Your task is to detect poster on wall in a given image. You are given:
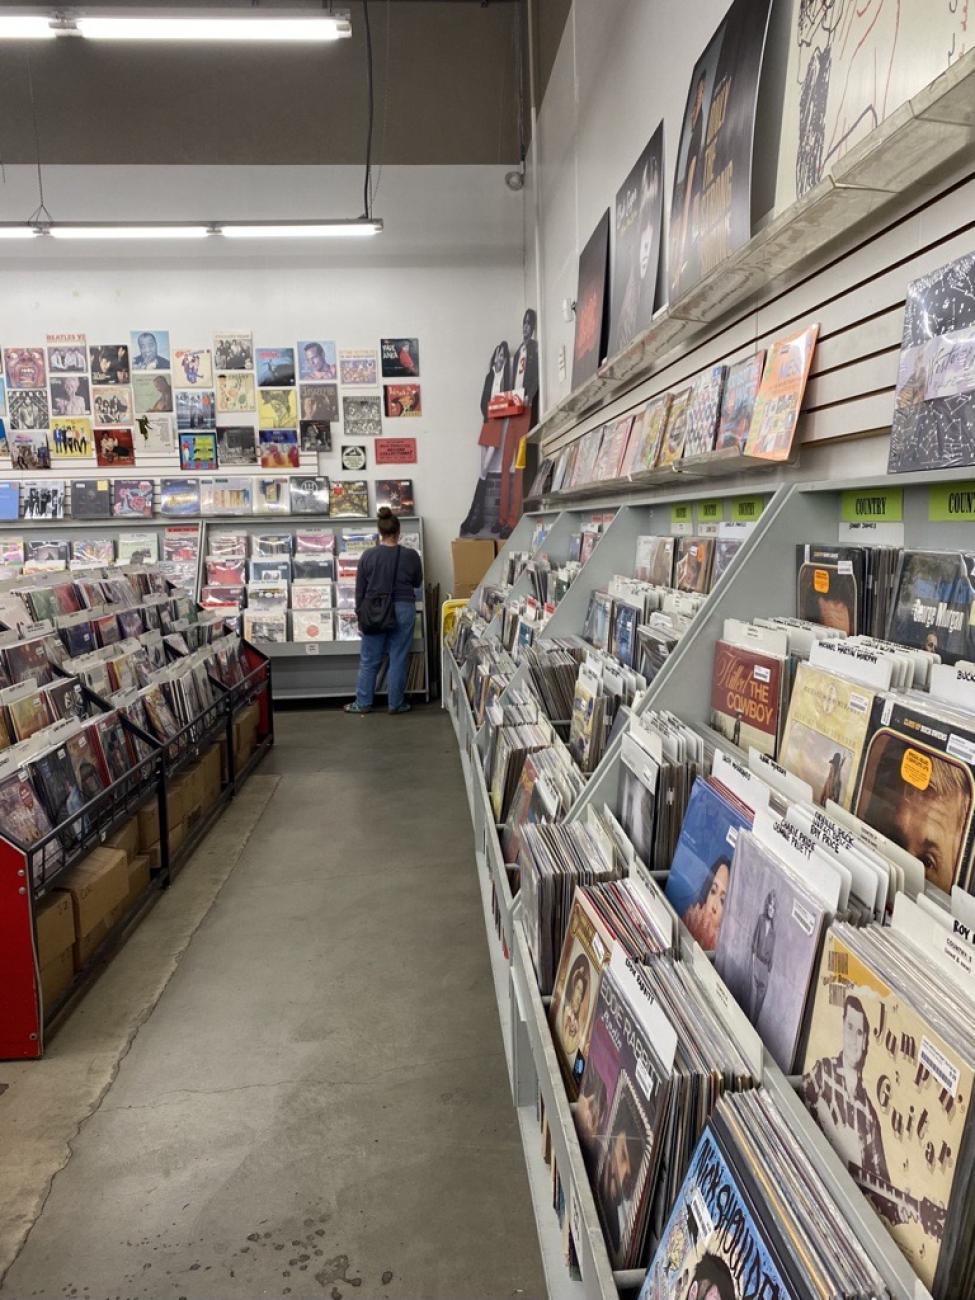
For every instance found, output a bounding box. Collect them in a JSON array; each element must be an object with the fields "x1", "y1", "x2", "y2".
[
  {"x1": 668, "y1": 0, "x2": 772, "y2": 304},
  {"x1": 778, "y1": 1, "x2": 971, "y2": 208},
  {"x1": 375, "y1": 437, "x2": 417, "y2": 465},
  {"x1": 607, "y1": 122, "x2": 664, "y2": 358},
  {"x1": 572, "y1": 211, "x2": 611, "y2": 389},
  {"x1": 381, "y1": 338, "x2": 420, "y2": 378}
]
